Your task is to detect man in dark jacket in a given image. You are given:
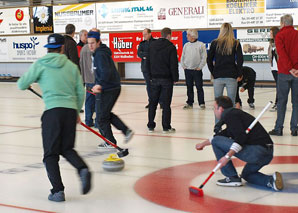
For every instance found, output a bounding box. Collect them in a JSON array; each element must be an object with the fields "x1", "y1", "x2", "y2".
[
  {"x1": 87, "y1": 31, "x2": 134, "y2": 148},
  {"x1": 147, "y1": 27, "x2": 179, "y2": 133},
  {"x1": 196, "y1": 96, "x2": 283, "y2": 191},
  {"x1": 235, "y1": 66, "x2": 256, "y2": 109},
  {"x1": 64, "y1": 24, "x2": 80, "y2": 69},
  {"x1": 137, "y1": 28, "x2": 156, "y2": 108}
]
